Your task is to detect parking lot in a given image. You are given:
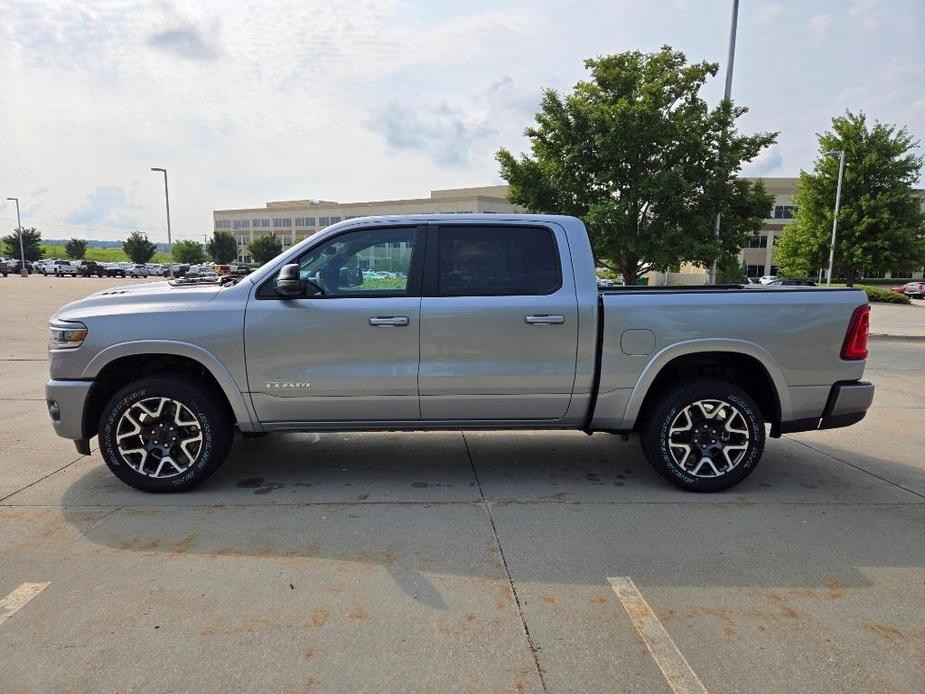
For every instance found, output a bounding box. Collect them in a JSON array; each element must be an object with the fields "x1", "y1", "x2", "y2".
[{"x1": 1, "y1": 277, "x2": 924, "y2": 693}]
